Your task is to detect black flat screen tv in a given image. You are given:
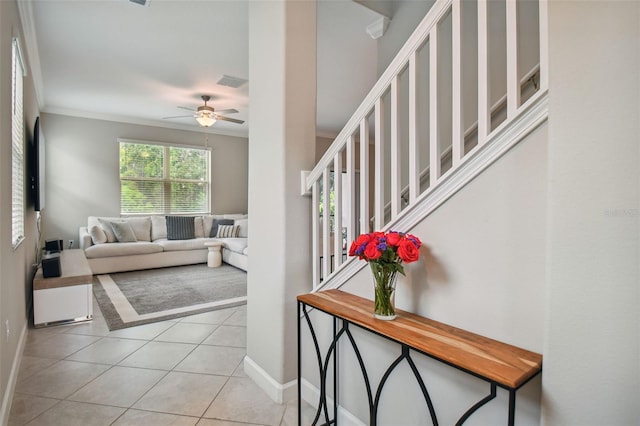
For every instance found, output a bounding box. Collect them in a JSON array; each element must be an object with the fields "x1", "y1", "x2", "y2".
[{"x1": 30, "y1": 116, "x2": 45, "y2": 211}]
